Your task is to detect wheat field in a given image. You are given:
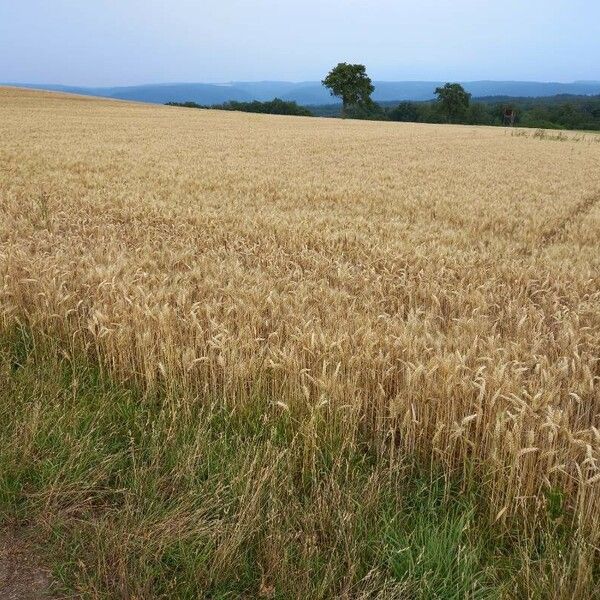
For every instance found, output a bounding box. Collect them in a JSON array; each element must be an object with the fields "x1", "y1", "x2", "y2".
[{"x1": 1, "y1": 87, "x2": 599, "y2": 597}]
